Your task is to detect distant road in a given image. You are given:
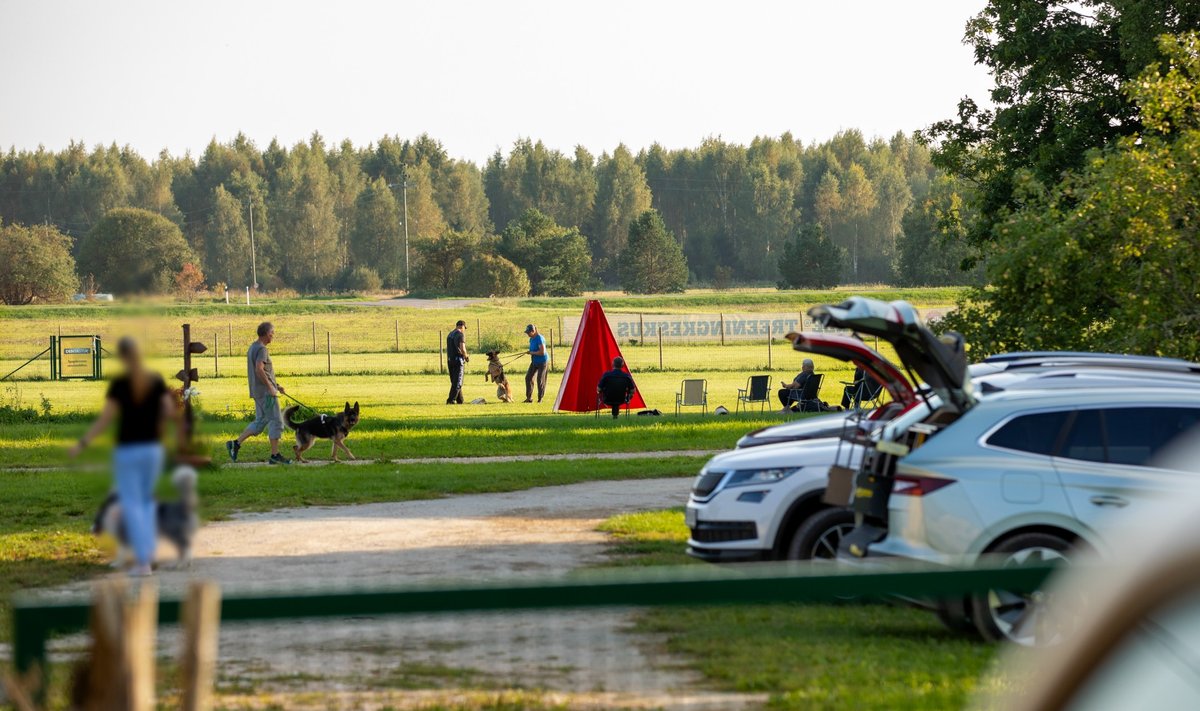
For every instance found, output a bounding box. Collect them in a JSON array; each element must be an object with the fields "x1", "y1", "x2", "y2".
[{"x1": 356, "y1": 297, "x2": 484, "y2": 309}]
